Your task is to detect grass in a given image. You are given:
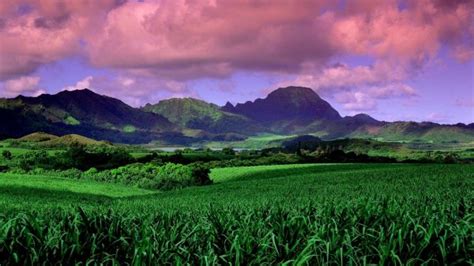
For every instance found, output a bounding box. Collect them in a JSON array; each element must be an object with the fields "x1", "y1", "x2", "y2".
[
  {"x1": 0, "y1": 173, "x2": 154, "y2": 198},
  {"x1": 123, "y1": 125, "x2": 136, "y2": 133},
  {"x1": 64, "y1": 115, "x2": 80, "y2": 125},
  {"x1": 0, "y1": 163, "x2": 473, "y2": 264},
  {"x1": 0, "y1": 146, "x2": 59, "y2": 156},
  {"x1": 203, "y1": 133, "x2": 295, "y2": 149}
]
